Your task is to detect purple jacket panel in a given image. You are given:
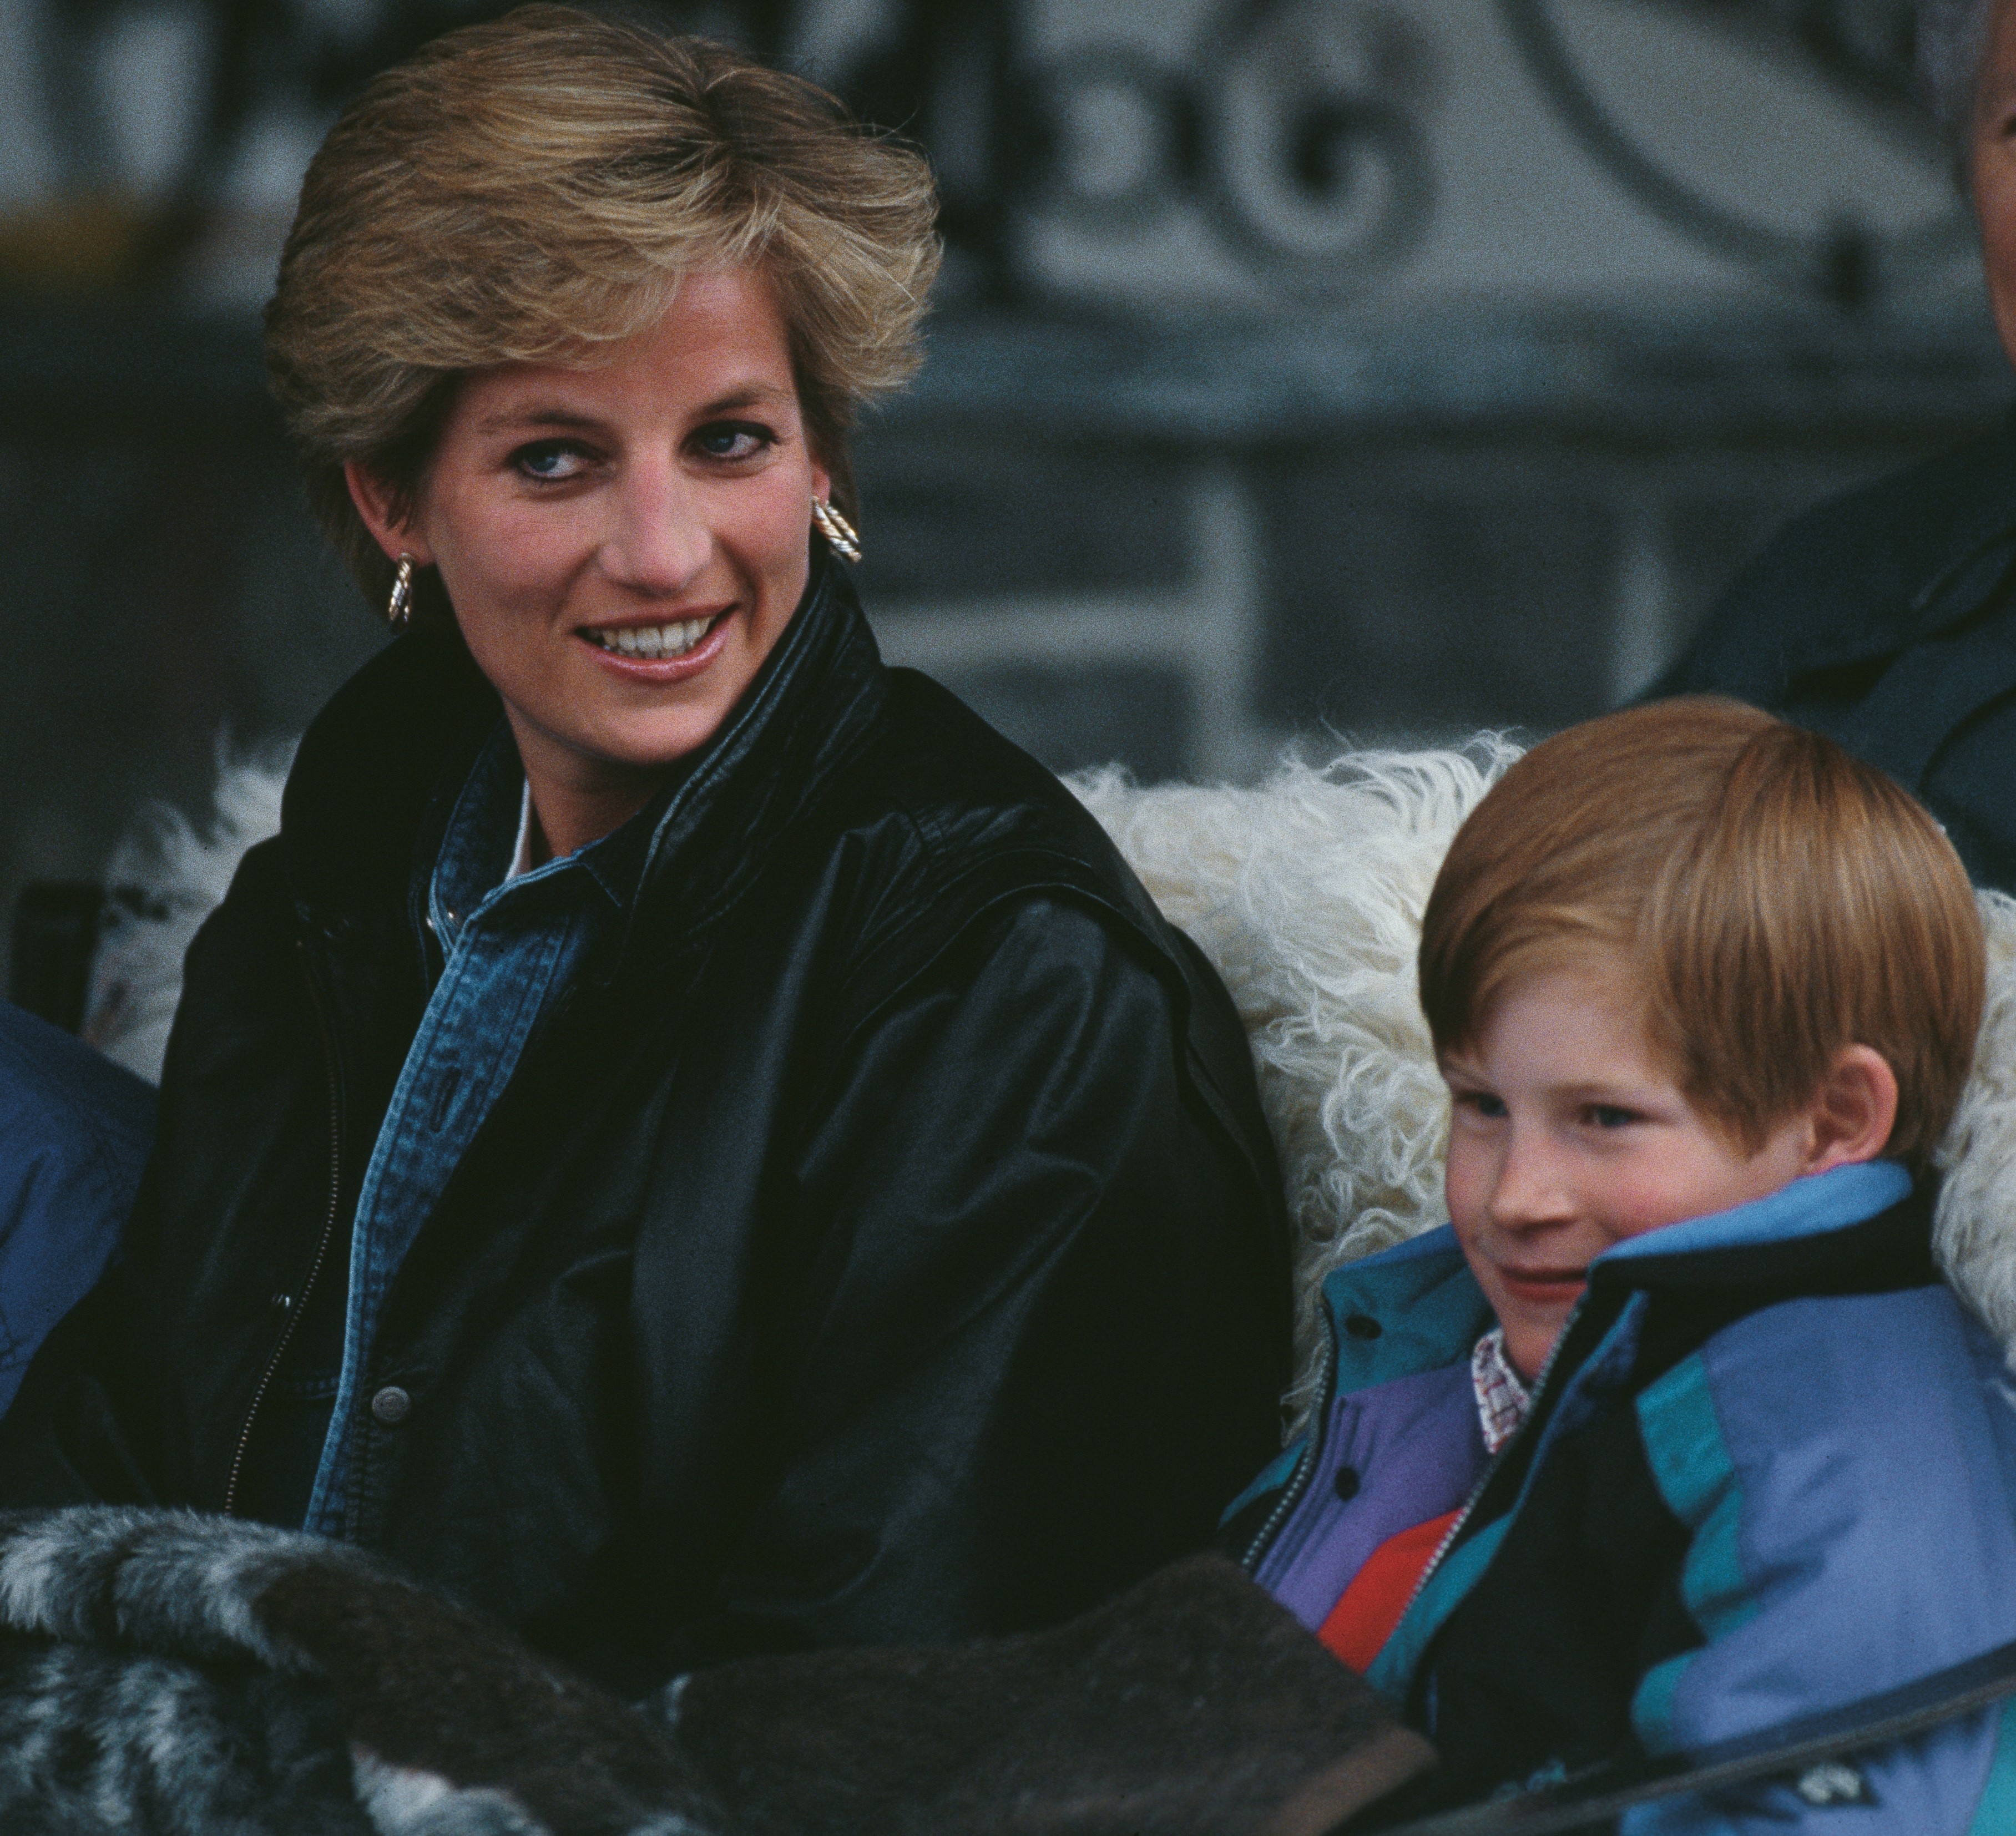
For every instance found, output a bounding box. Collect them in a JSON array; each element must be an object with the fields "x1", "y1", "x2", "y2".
[{"x1": 1256, "y1": 1361, "x2": 1489, "y2": 1632}]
